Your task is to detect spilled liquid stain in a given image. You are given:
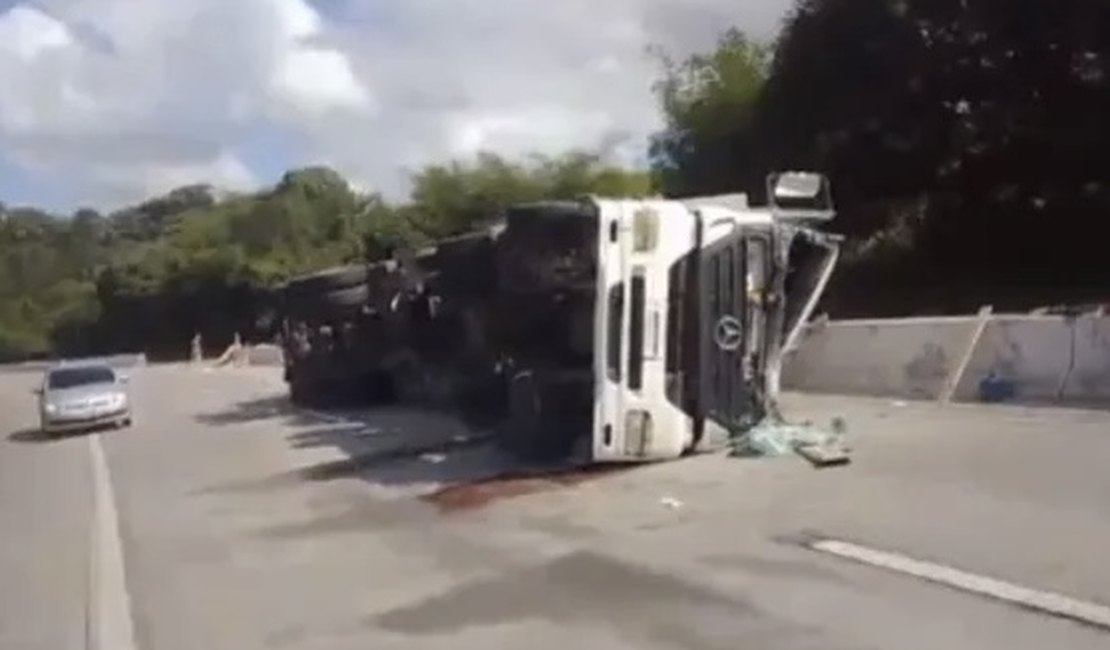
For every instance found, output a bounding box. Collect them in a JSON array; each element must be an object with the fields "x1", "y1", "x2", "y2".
[
  {"x1": 421, "y1": 464, "x2": 634, "y2": 513},
  {"x1": 369, "y1": 550, "x2": 831, "y2": 649},
  {"x1": 373, "y1": 550, "x2": 748, "y2": 633}
]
